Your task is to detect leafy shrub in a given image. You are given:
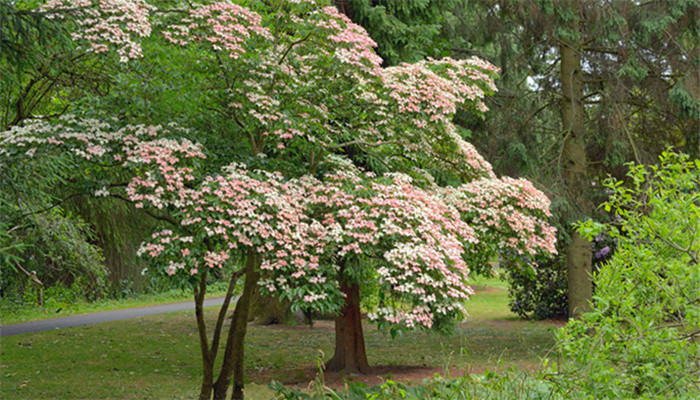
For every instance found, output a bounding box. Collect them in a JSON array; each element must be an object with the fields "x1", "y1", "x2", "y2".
[
  {"x1": 271, "y1": 369, "x2": 562, "y2": 400},
  {"x1": 554, "y1": 151, "x2": 699, "y2": 398},
  {"x1": 506, "y1": 255, "x2": 568, "y2": 320},
  {"x1": 0, "y1": 208, "x2": 108, "y2": 303},
  {"x1": 507, "y1": 229, "x2": 616, "y2": 321}
]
